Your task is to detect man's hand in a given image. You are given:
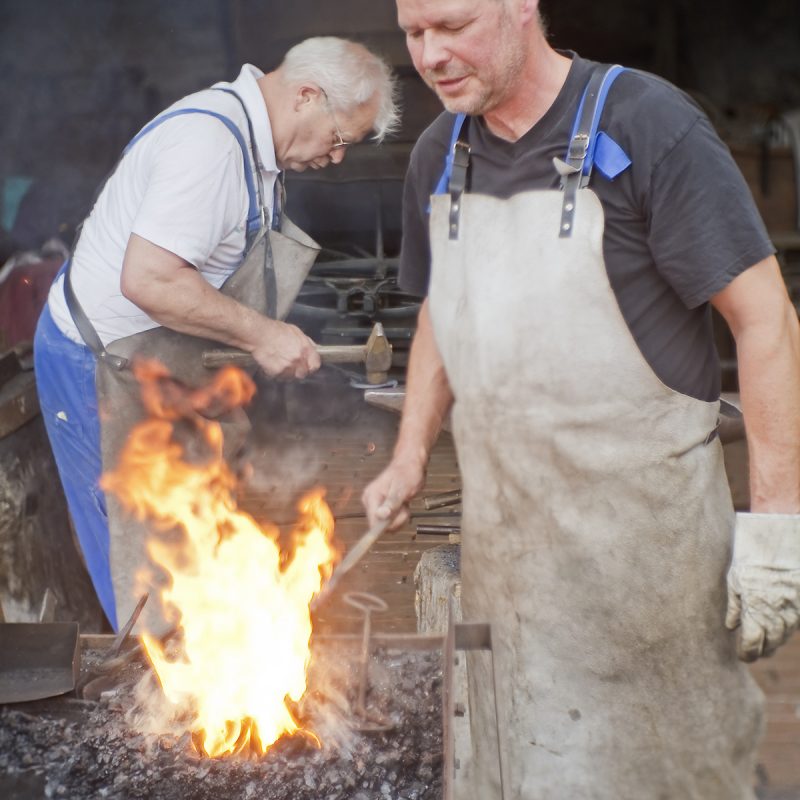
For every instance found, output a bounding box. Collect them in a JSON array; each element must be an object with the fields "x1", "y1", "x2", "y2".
[
  {"x1": 121, "y1": 235, "x2": 321, "y2": 381},
  {"x1": 362, "y1": 457, "x2": 427, "y2": 530},
  {"x1": 249, "y1": 319, "x2": 321, "y2": 380},
  {"x1": 725, "y1": 513, "x2": 800, "y2": 661},
  {"x1": 361, "y1": 299, "x2": 453, "y2": 531}
]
